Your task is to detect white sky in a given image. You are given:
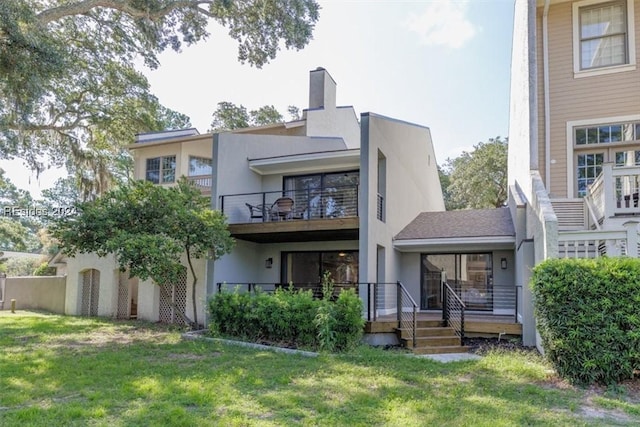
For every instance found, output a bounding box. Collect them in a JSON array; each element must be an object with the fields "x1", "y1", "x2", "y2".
[{"x1": 0, "y1": 0, "x2": 515, "y2": 198}]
